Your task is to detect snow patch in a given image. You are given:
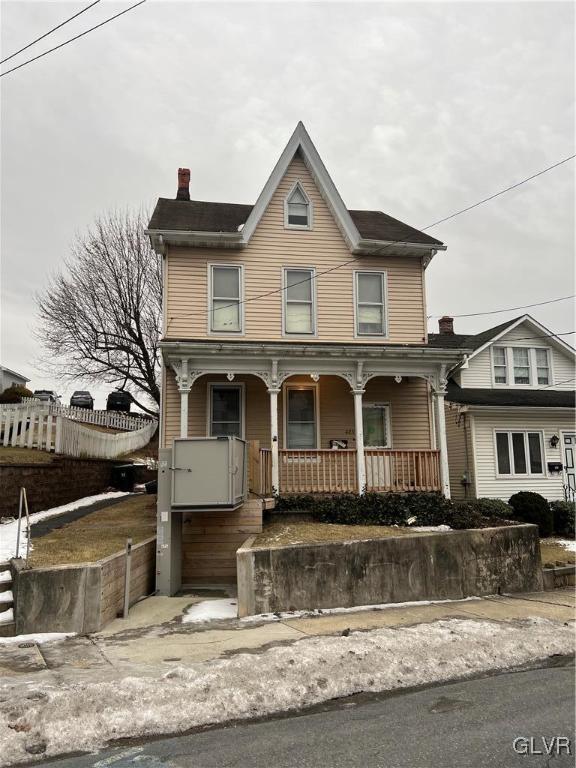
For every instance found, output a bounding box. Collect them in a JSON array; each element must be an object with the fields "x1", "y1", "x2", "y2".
[
  {"x1": 0, "y1": 591, "x2": 13, "y2": 604},
  {"x1": 0, "y1": 571, "x2": 11, "y2": 584},
  {"x1": 410, "y1": 524, "x2": 451, "y2": 532},
  {"x1": 0, "y1": 632, "x2": 74, "y2": 646},
  {"x1": 0, "y1": 492, "x2": 129, "y2": 561},
  {"x1": 183, "y1": 598, "x2": 238, "y2": 623},
  {"x1": 0, "y1": 618, "x2": 573, "y2": 765},
  {"x1": 0, "y1": 607, "x2": 13, "y2": 624},
  {"x1": 557, "y1": 538, "x2": 576, "y2": 553}
]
